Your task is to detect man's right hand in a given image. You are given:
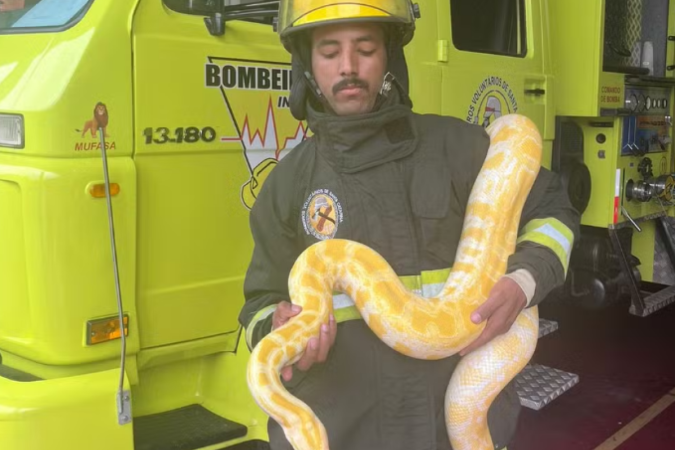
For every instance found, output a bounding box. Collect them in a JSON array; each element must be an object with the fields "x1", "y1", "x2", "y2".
[{"x1": 272, "y1": 301, "x2": 337, "y2": 382}]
